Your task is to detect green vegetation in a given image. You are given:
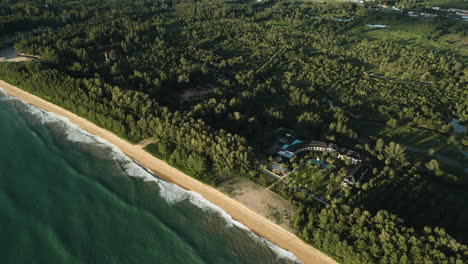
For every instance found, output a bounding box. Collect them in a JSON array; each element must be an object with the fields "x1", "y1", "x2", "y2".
[
  {"x1": 384, "y1": 0, "x2": 468, "y2": 9},
  {"x1": 350, "y1": 119, "x2": 467, "y2": 161},
  {"x1": 289, "y1": 165, "x2": 346, "y2": 198},
  {"x1": 287, "y1": 153, "x2": 351, "y2": 198},
  {"x1": 1, "y1": 0, "x2": 467, "y2": 263}
]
